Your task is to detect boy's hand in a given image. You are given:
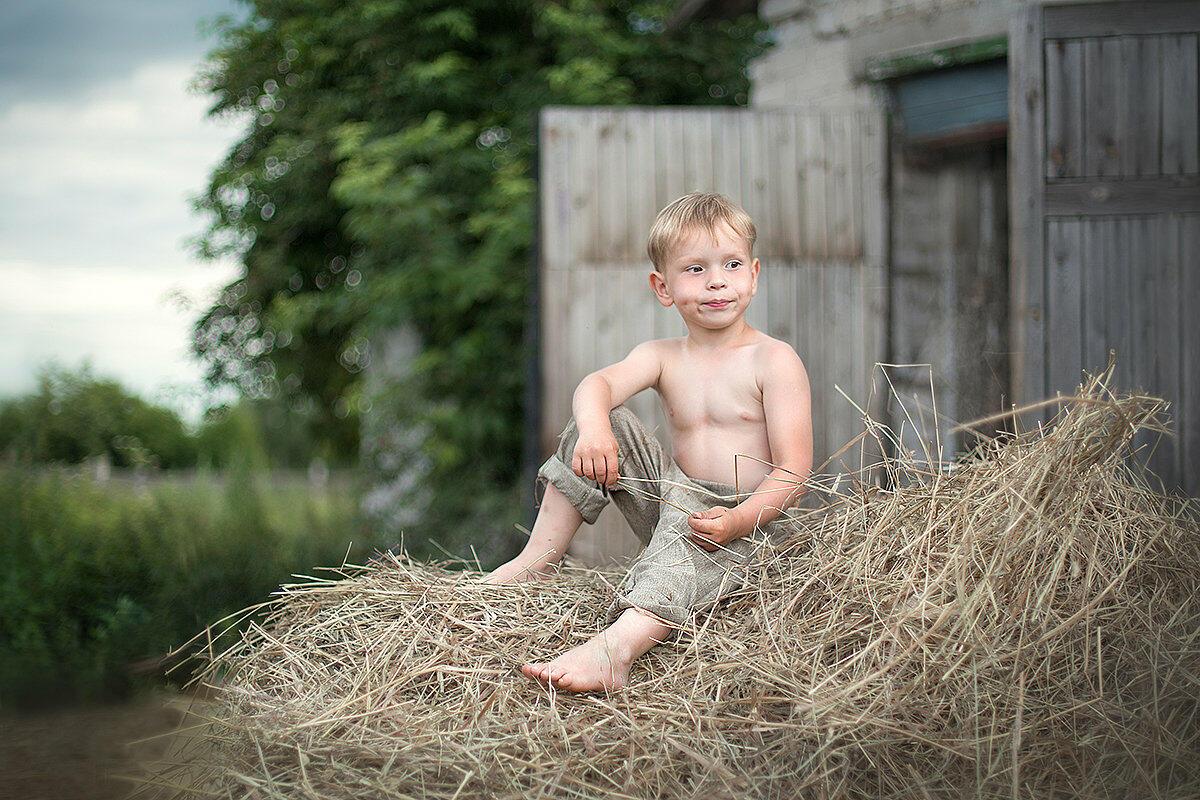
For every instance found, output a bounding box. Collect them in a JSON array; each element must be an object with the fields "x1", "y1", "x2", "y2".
[
  {"x1": 687, "y1": 507, "x2": 743, "y2": 552},
  {"x1": 572, "y1": 427, "x2": 621, "y2": 487}
]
